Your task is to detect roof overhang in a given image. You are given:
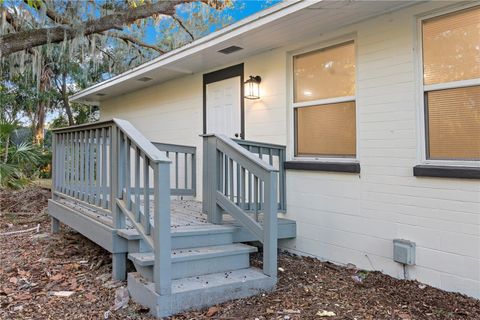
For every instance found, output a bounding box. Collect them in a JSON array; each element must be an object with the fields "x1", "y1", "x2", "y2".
[{"x1": 71, "y1": 0, "x2": 423, "y2": 104}]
